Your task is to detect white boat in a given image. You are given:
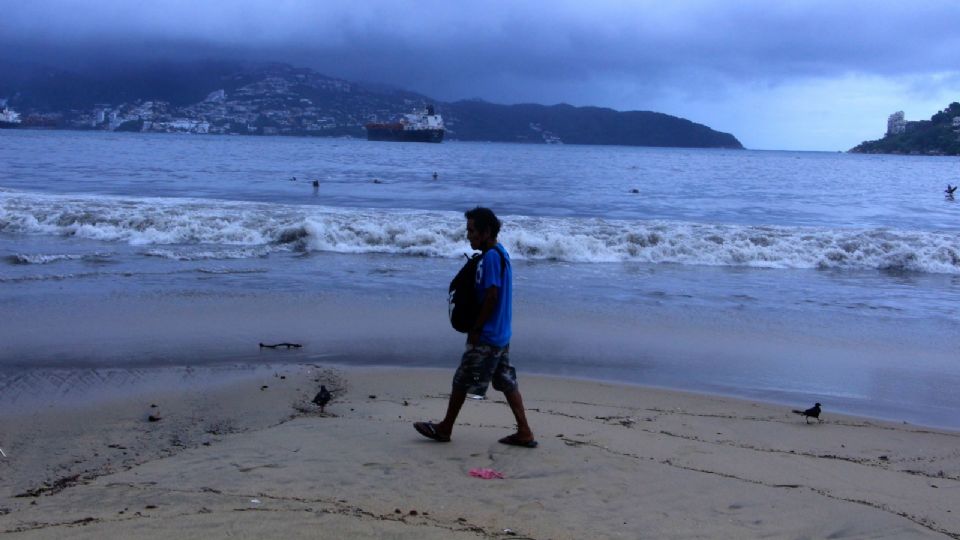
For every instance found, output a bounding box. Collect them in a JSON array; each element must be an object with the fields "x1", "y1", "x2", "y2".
[{"x1": 0, "y1": 105, "x2": 22, "y2": 128}]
